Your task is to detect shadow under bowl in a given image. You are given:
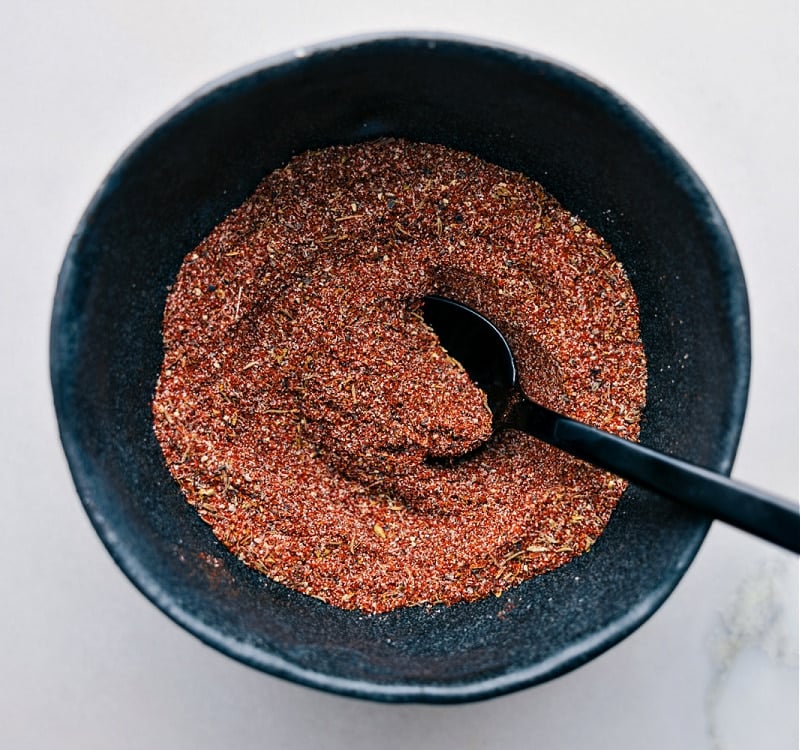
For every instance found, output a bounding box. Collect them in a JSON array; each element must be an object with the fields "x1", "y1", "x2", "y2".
[{"x1": 50, "y1": 34, "x2": 749, "y2": 703}]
